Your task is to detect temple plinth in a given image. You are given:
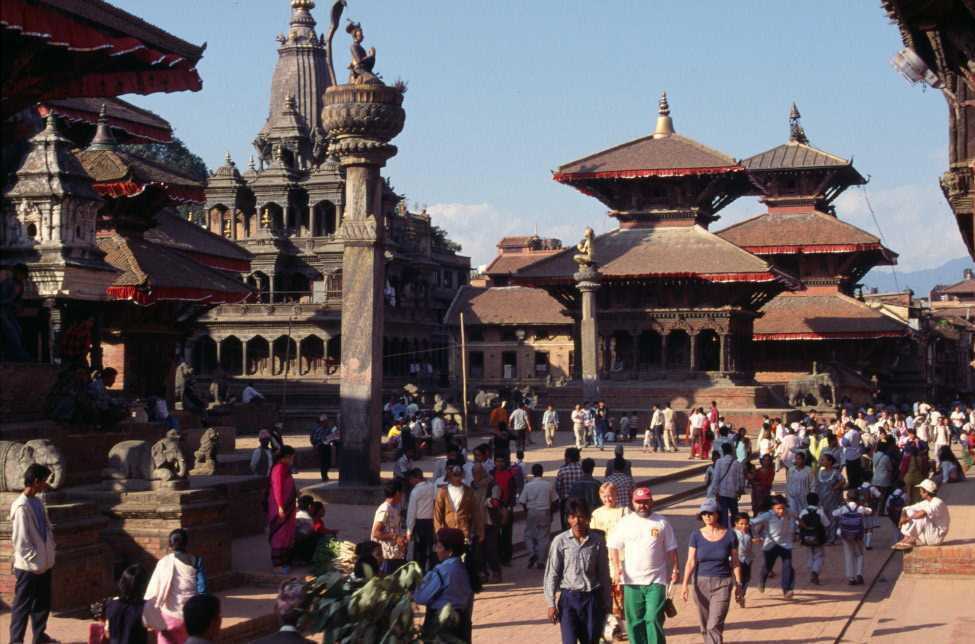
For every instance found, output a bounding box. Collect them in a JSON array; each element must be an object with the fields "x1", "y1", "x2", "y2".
[{"x1": 322, "y1": 82, "x2": 405, "y2": 485}]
